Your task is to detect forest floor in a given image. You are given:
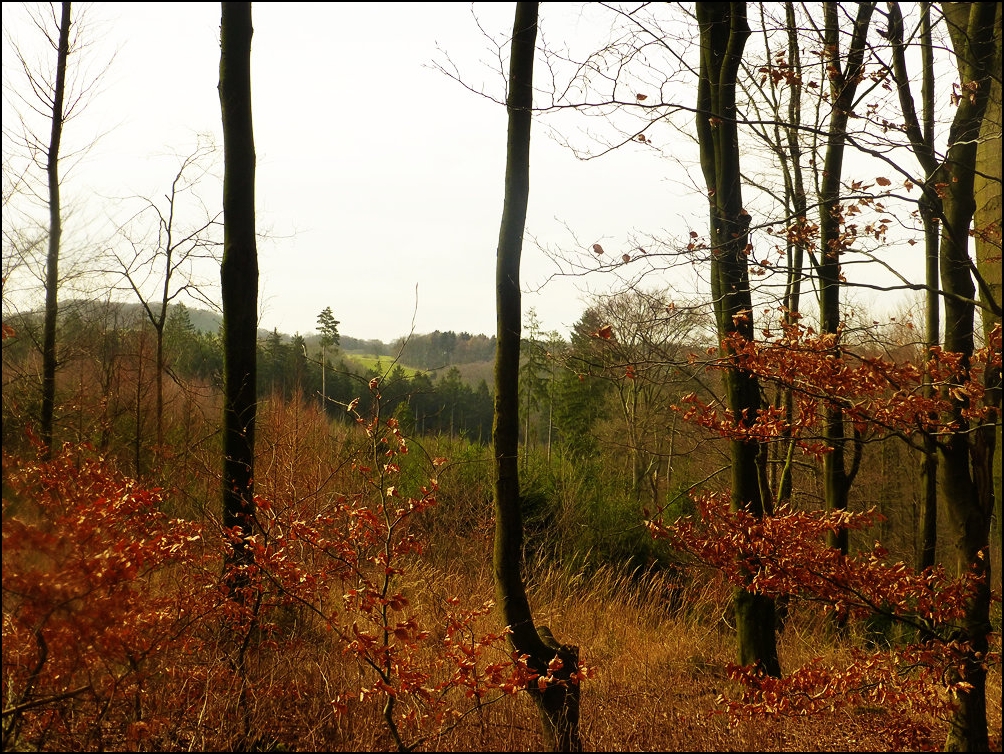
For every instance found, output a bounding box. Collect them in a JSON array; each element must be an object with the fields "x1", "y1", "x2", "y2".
[{"x1": 270, "y1": 551, "x2": 1002, "y2": 752}]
